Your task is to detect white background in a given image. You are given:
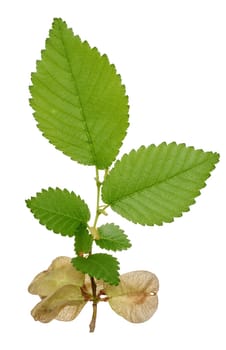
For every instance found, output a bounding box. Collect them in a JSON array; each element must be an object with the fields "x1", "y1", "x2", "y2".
[{"x1": 1, "y1": 0, "x2": 225, "y2": 348}]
